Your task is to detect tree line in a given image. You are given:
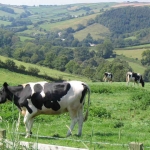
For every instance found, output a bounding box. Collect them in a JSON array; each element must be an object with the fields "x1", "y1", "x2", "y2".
[
  {"x1": 1, "y1": 6, "x2": 150, "y2": 48},
  {"x1": 1, "y1": 28, "x2": 150, "y2": 81}
]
